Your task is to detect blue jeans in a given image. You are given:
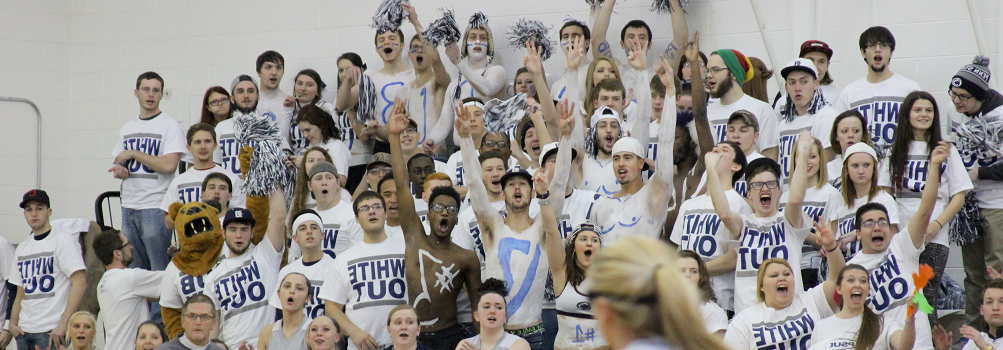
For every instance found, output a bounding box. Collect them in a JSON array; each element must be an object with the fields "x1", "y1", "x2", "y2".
[
  {"x1": 121, "y1": 207, "x2": 169, "y2": 323},
  {"x1": 16, "y1": 332, "x2": 51, "y2": 350},
  {"x1": 542, "y1": 309, "x2": 557, "y2": 350}
]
